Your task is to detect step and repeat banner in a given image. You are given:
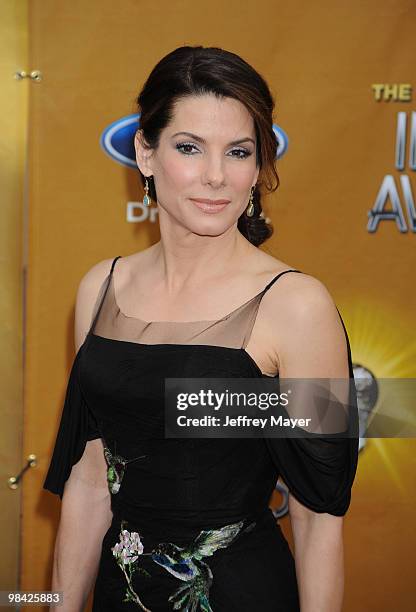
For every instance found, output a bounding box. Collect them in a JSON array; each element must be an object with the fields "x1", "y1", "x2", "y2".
[{"x1": 21, "y1": 1, "x2": 415, "y2": 610}]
